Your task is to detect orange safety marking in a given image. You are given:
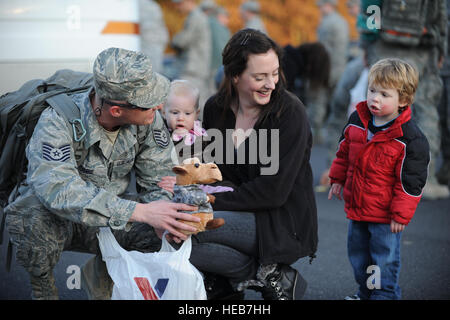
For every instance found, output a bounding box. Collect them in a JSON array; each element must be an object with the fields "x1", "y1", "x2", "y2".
[{"x1": 101, "y1": 21, "x2": 140, "y2": 35}]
